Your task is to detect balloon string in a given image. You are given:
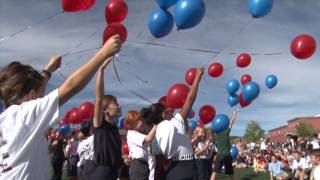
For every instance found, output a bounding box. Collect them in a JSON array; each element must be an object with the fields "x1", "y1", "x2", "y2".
[
  {"x1": 112, "y1": 56, "x2": 154, "y2": 104},
  {"x1": 0, "y1": 12, "x2": 62, "y2": 43}
]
